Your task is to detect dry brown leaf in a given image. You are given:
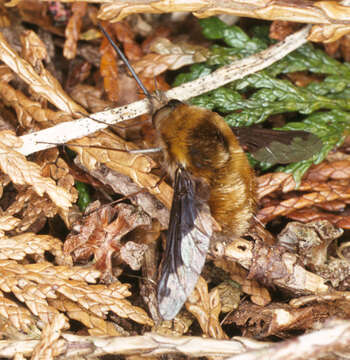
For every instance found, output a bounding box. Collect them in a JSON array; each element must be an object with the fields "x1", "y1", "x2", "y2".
[
  {"x1": 100, "y1": 29, "x2": 119, "y2": 102},
  {"x1": 214, "y1": 259, "x2": 271, "y2": 306},
  {"x1": 287, "y1": 208, "x2": 350, "y2": 229},
  {"x1": 0, "y1": 215, "x2": 20, "y2": 232},
  {"x1": 309, "y1": 23, "x2": 350, "y2": 43},
  {"x1": 31, "y1": 313, "x2": 67, "y2": 360},
  {"x1": 257, "y1": 172, "x2": 296, "y2": 199},
  {"x1": 65, "y1": 202, "x2": 151, "y2": 281},
  {"x1": 277, "y1": 220, "x2": 343, "y2": 268},
  {"x1": 112, "y1": 21, "x2": 143, "y2": 61},
  {"x1": 0, "y1": 260, "x2": 153, "y2": 326},
  {"x1": 49, "y1": 296, "x2": 126, "y2": 336},
  {"x1": 0, "y1": 290, "x2": 40, "y2": 335},
  {"x1": 4, "y1": 188, "x2": 58, "y2": 234},
  {"x1": 215, "y1": 259, "x2": 271, "y2": 306},
  {"x1": 70, "y1": 129, "x2": 173, "y2": 211},
  {"x1": 133, "y1": 37, "x2": 209, "y2": 77},
  {"x1": 20, "y1": 30, "x2": 47, "y2": 68},
  {"x1": 0, "y1": 131, "x2": 74, "y2": 212},
  {"x1": 270, "y1": 21, "x2": 300, "y2": 41},
  {"x1": 258, "y1": 180, "x2": 350, "y2": 224},
  {"x1": 305, "y1": 160, "x2": 350, "y2": 182},
  {"x1": 97, "y1": 0, "x2": 350, "y2": 44},
  {"x1": 64, "y1": 2, "x2": 87, "y2": 59},
  {"x1": 70, "y1": 84, "x2": 113, "y2": 113},
  {"x1": 16, "y1": 1, "x2": 65, "y2": 37},
  {"x1": 0, "y1": 233, "x2": 65, "y2": 263},
  {"x1": 0, "y1": 31, "x2": 85, "y2": 113},
  {"x1": 186, "y1": 276, "x2": 228, "y2": 339},
  {"x1": 77, "y1": 160, "x2": 169, "y2": 229},
  {"x1": 154, "y1": 310, "x2": 193, "y2": 336},
  {"x1": 120, "y1": 241, "x2": 148, "y2": 271},
  {"x1": 212, "y1": 281, "x2": 241, "y2": 313},
  {"x1": 0, "y1": 81, "x2": 72, "y2": 128},
  {"x1": 224, "y1": 239, "x2": 329, "y2": 296},
  {"x1": 228, "y1": 301, "x2": 330, "y2": 338}
]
